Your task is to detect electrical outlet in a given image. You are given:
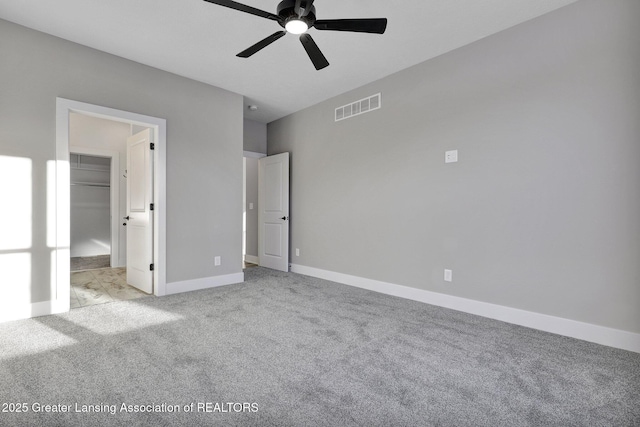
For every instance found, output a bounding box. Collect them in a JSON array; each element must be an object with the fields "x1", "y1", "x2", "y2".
[
  {"x1": 214, "y1": 256, "x2": 221, "y2": 266},
  {"x1": 296, "y1": 248, "x2": 300, "y2": 257},
  {"x1": 445, "y1": 150, "x2": 458, "y2": 163},
  {"x1": 444, "y1": 269, "x2": 453, "y2": 282},
  {"x1": 249, "y1": 202, "x2": 254, "y2": 210}
]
